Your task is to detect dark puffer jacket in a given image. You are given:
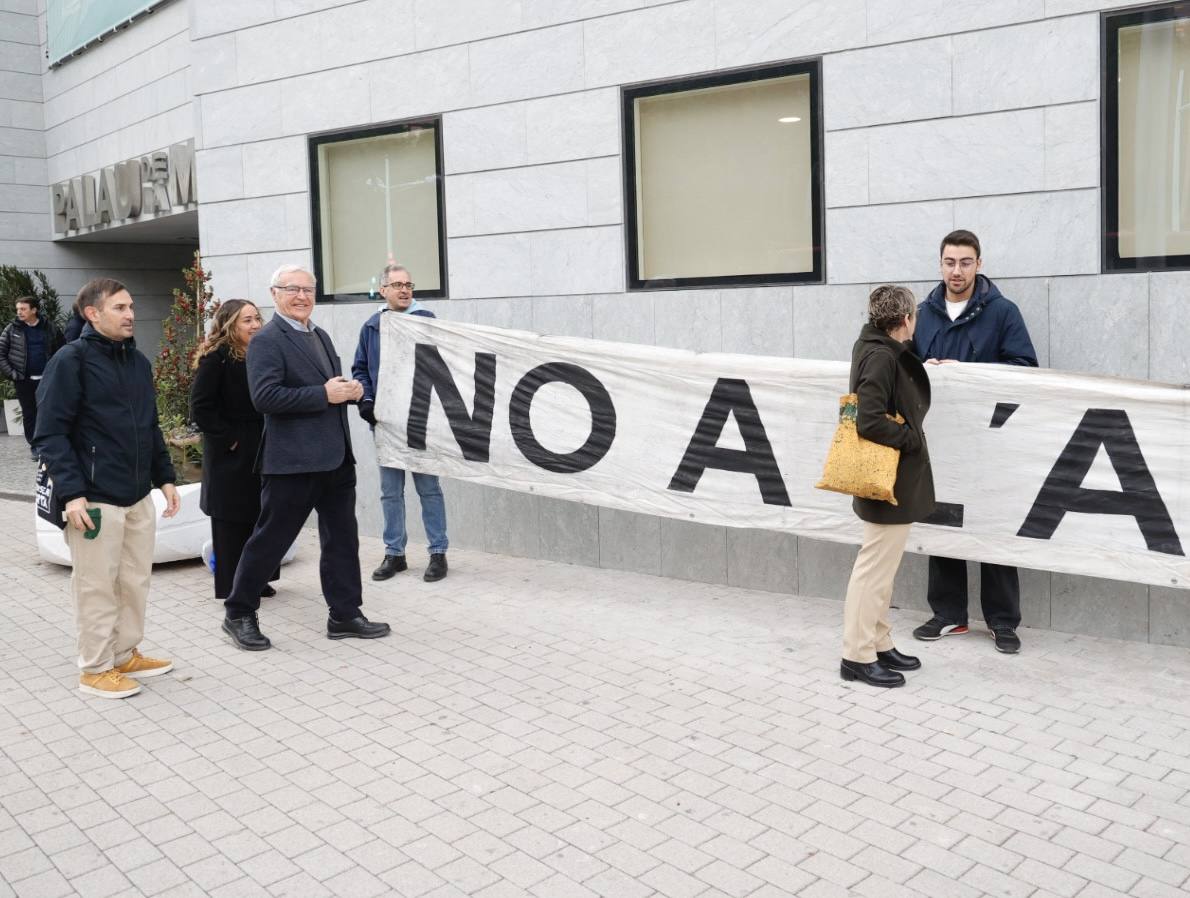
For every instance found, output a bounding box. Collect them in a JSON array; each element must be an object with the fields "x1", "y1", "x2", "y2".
[
  {"x1": 0, "y1": 318, "x2": 65, "y2": 379},
  {"x1": 912, "y1": 275, "x2": 1038, "y2": 366},
  {"x1": 849, "y1": 325, "x2": 936, "y2": 525},
  {"x1": 33, "y1": 324, "x2": 175, "y2": 506}
]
